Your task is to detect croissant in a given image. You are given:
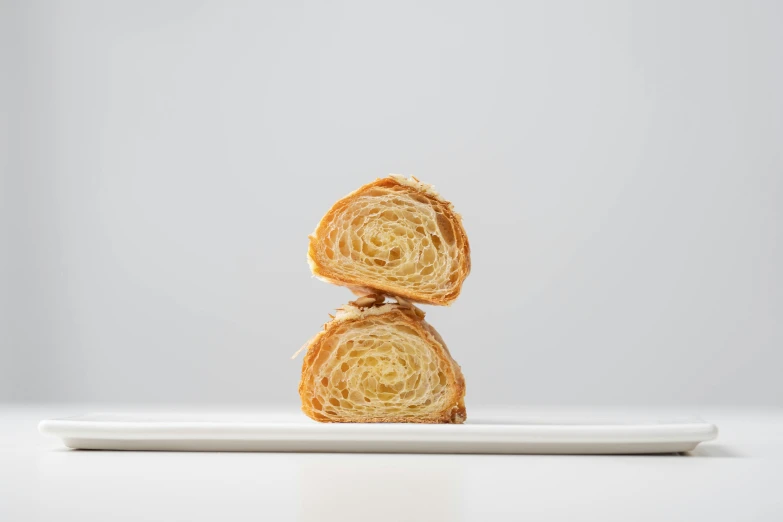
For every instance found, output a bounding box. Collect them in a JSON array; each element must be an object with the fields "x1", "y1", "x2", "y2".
[
  {"x1": 307, "y1": 175, "x2": 471, "y2": 305},
  {"x1": 299, "y1": 299, "x2": 466, "y2": 423}
]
